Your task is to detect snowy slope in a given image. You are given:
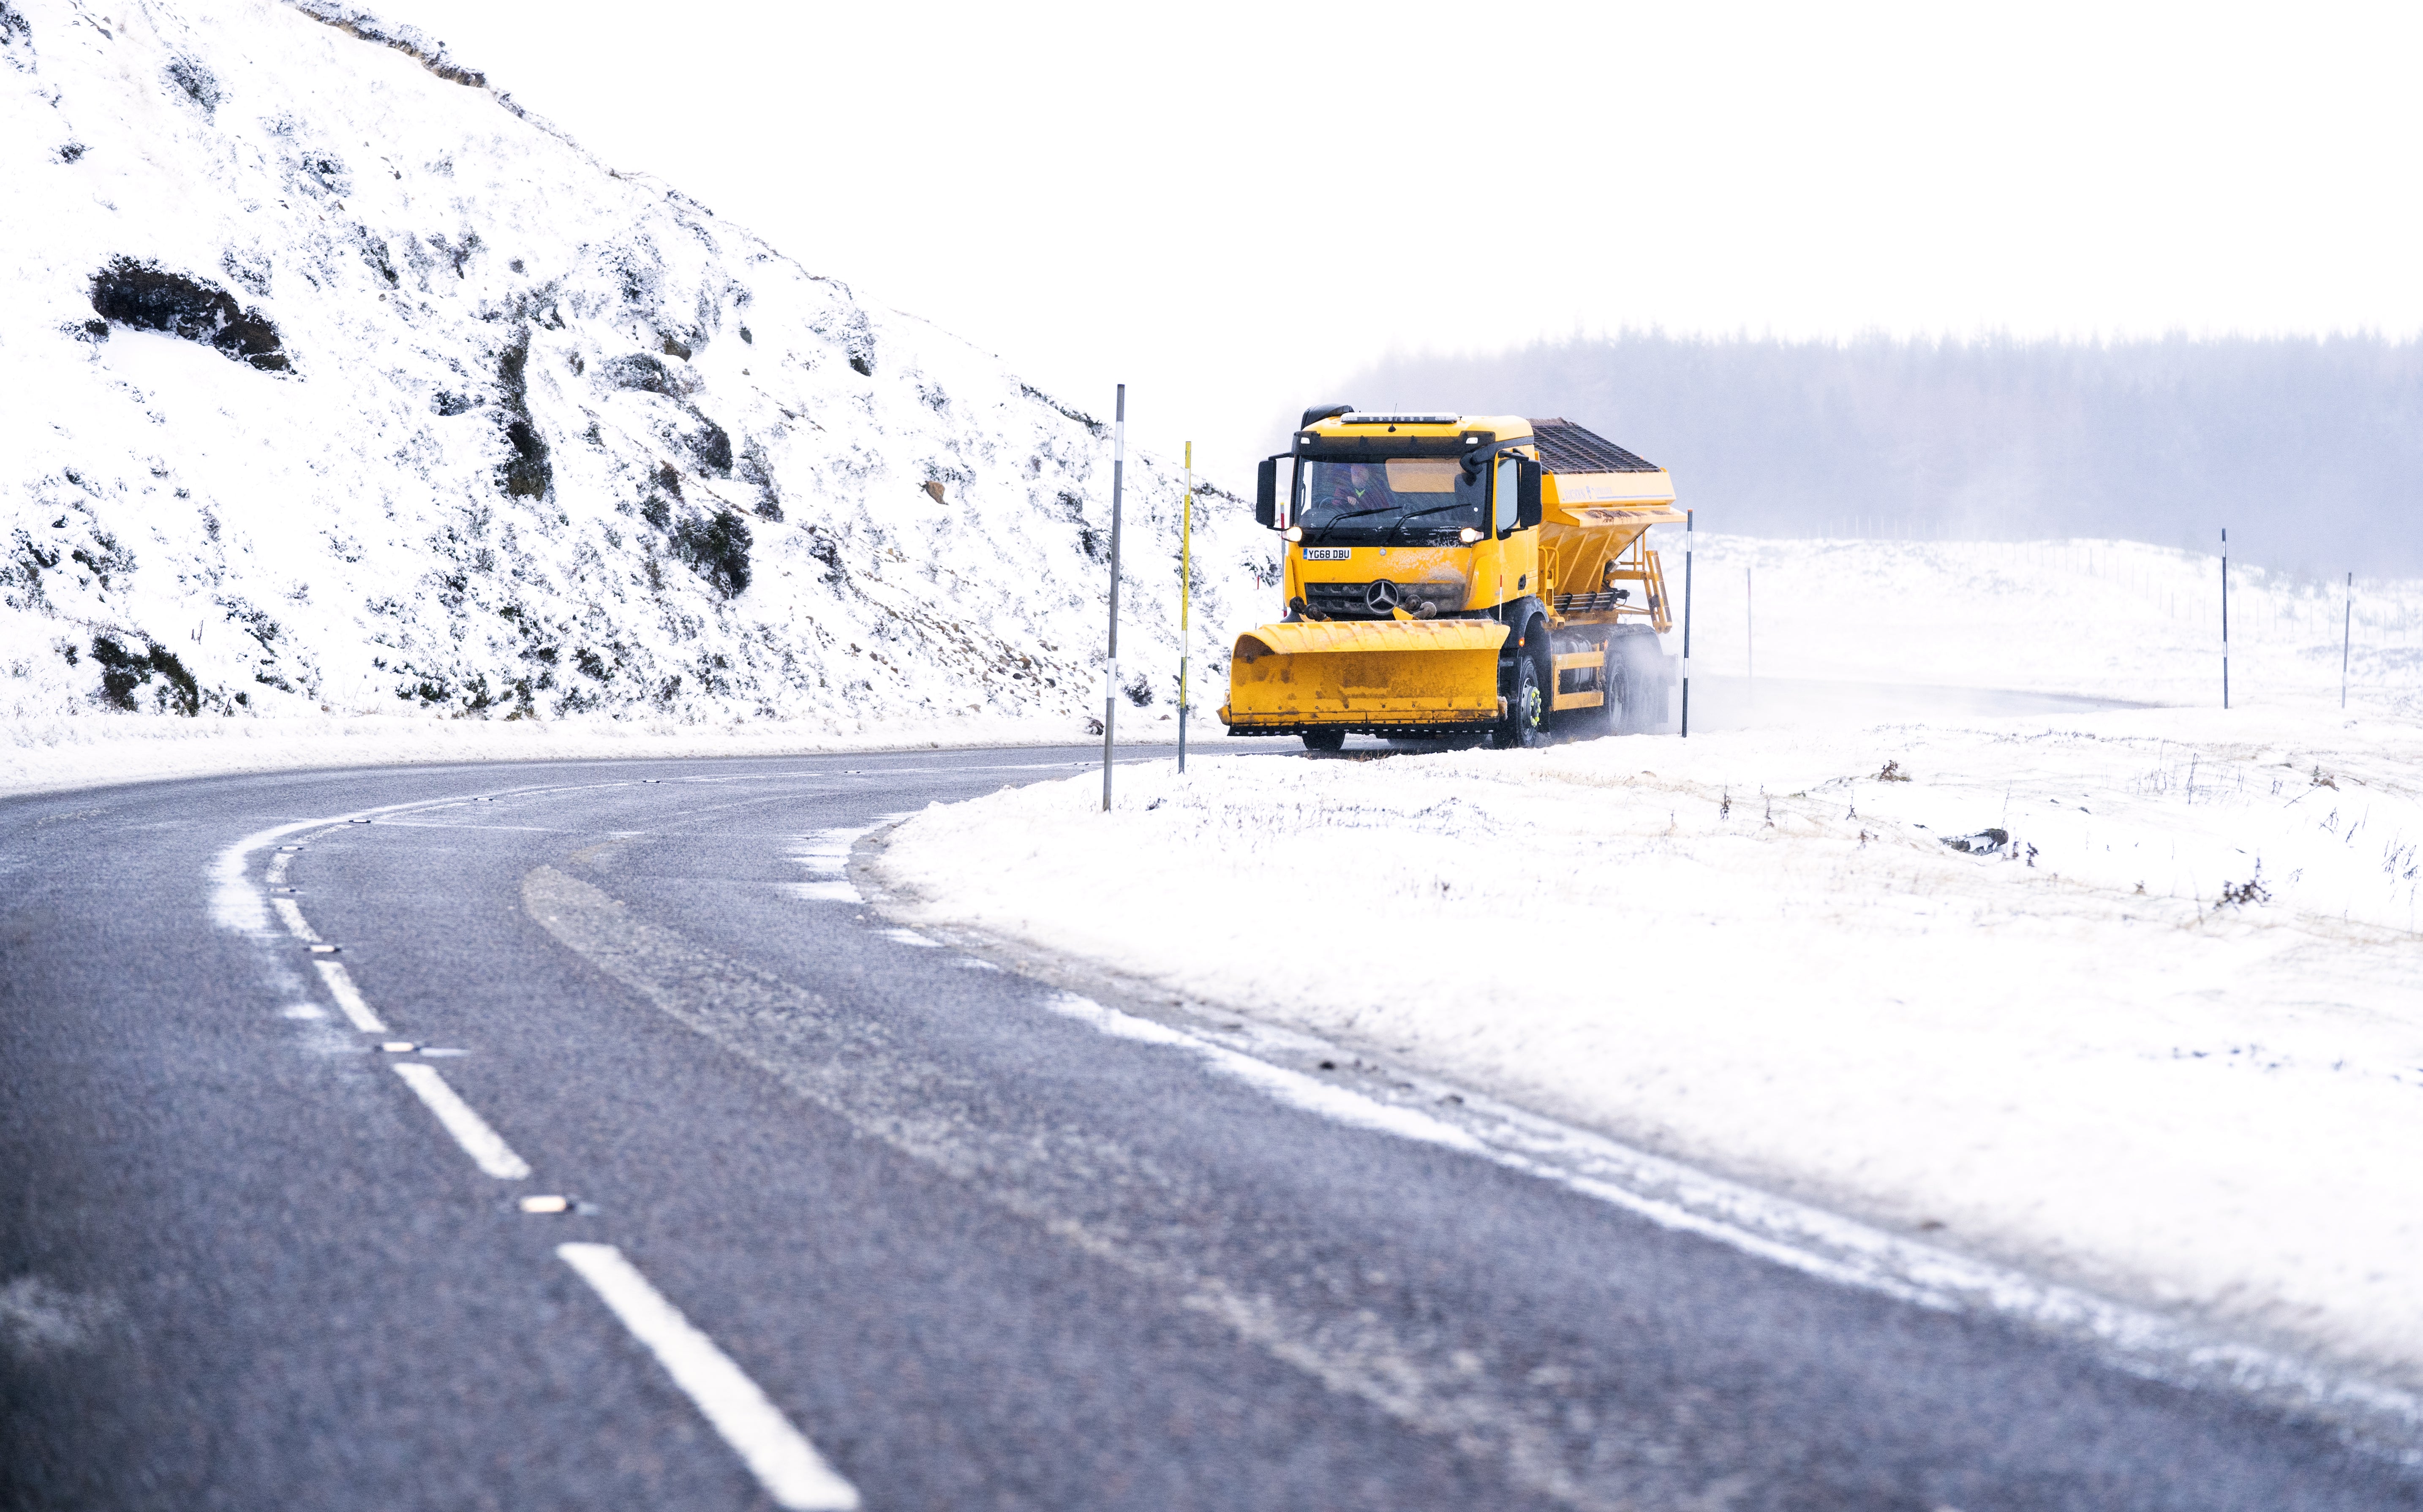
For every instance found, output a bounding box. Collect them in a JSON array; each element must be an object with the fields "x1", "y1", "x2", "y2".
[{"x1": 0, "y1": 0, "x2": 1272, "y2": 731}]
